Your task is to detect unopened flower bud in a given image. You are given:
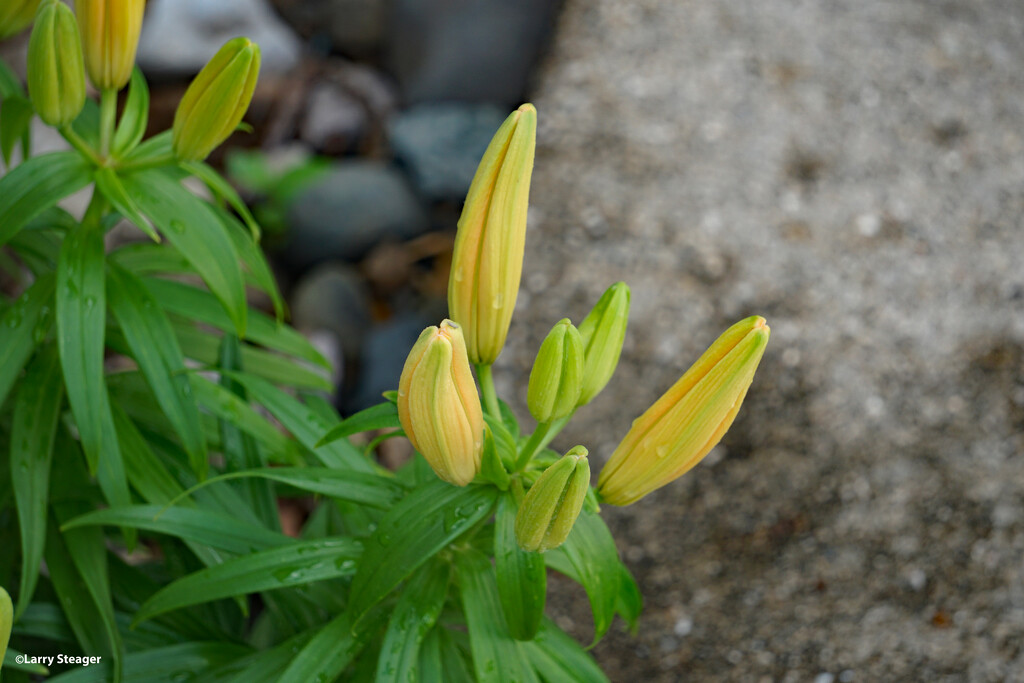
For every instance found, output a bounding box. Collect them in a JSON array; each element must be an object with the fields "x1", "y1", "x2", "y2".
[
  {"x1": 515, "y1": 446, "x2": 590, "y2": 552},
  {"x1": 0, "y1": 0, "x2": 41, "y2": 39},
  {"x1": 76, "y1": 0, "x2": 144, "y2": 90},
  {"x1": 27, "y1": 0, "x2": 86, "y2": 128},
  {"x1": 577, "y1": 281, "x2": 630, "y2": 406},
  {"x1": 448, "y1": 103, "x2": 536, "y2": 365},
  {"x1": 598, "y1": 316, "x2": 769, "y2": 505},
  {"x1": 172, "y1": 37, "x2": 260, "y2": 162},
  {"x1": 397, "y1": 319, "x2": 484, "y2": 486},
  {"x1": 527, "y1": 318, "x2": 584, "y2": 423}
]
